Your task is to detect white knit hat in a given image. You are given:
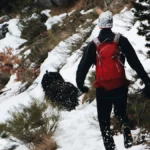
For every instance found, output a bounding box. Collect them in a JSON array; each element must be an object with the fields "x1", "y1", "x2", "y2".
[{"x1": 98, "y1": 11, "x2": 113, "y2": 28}]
